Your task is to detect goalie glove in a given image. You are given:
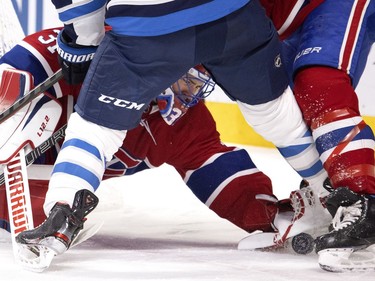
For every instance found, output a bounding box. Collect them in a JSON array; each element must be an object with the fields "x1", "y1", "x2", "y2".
[
  {"x1": 57, "y1": 30, "x2": 97, "y2": 85},
  {"x1": 0, "y1": 66, "x2": 33, "y2": 112}
]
